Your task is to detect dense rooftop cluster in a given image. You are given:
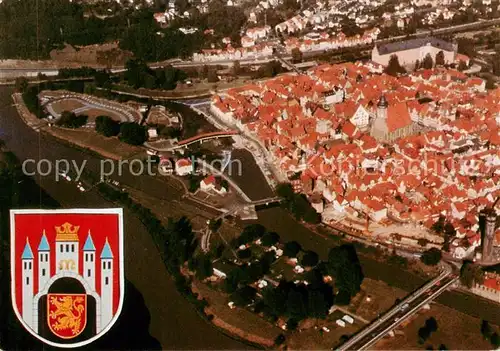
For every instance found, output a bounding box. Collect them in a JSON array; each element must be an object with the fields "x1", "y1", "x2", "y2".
[{"x1": 211, "y1": 62, "x2": 500, "y2": 255}]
